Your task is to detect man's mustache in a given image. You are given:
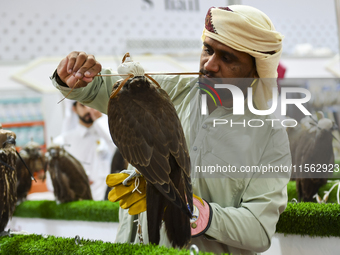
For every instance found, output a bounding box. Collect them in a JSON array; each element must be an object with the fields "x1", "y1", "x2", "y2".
[
  {"x1": 79, "y1": 113, "x2": 94, "y2": 124},
  {"x1": 199, "y1": 69, "x2": 212, "y2": 77},
  {"x1": 83, "y1": 113, "x2": 91, "y2": 119}
]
